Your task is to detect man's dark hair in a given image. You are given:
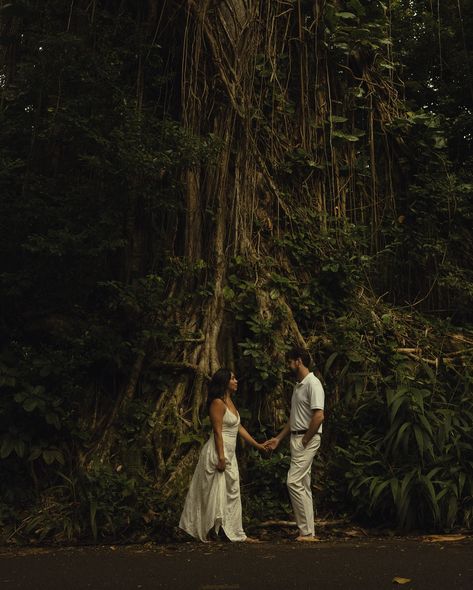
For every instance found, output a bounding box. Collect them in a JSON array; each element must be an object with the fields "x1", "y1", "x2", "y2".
[{"x1": 286, "y1": 346, "x2": 311, "y2": 368}]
